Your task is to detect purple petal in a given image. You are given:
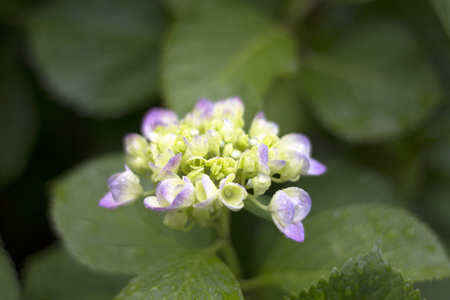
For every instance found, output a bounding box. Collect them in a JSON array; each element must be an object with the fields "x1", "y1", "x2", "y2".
[
  {"x1": 270, "y1": 190, "x2": 295, "y2": 226},
  {"x1": 195, "y1": 99, "x2": 214, "y2": 117},
  {"x1": 306, "y1": 158, "x2": 327, "y2": 176},
  {"x1": 99, "y1": 192, "x2": 132, "y2": 209},
  {"x1": 257, "y1": 144, "x2": 270, "y2": 174},
  {"x1": 160, "y1": 153, "x2": 182, "y2": 178},
  {"x1": 144, "y1": 196, "x2": 166, "y2": 211},
  {"x1": 283, "y1": 187, "x2": 311, "y2": 221},
  {"x1": 280, "y1": 133, "x2": 311, "y2": 157},
  {"x1": 141, "y1": 108, "x2": 178, "y2": 139},
  {"x1": 171, "y1": 177, "x2": 195, "y2": 209},
  {"x1": 278, "y1": 220, "x2": 305, "y2": 242},
  {"x1": 254, "y1": 111, "x2": 266, "y2": 120}
]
